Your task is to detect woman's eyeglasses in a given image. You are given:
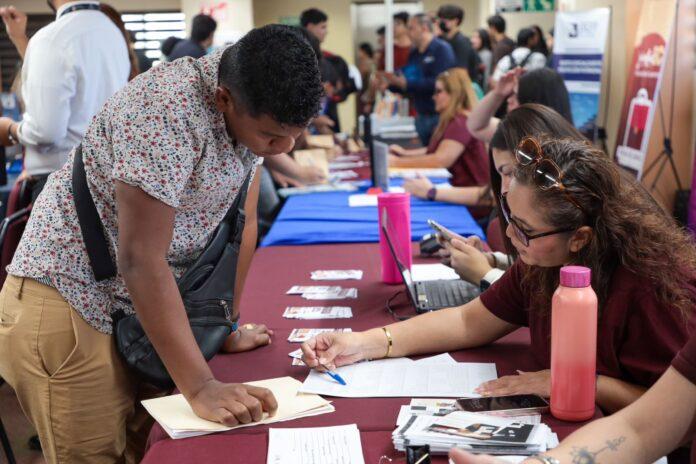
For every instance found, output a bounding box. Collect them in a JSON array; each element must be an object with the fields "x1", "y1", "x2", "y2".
[
  {"x1": 500, "y1": 194, "x2": 576, "y2": 247},
  {"x1": 515, "y1": 136, "x2": 586, "y2": 214}
]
